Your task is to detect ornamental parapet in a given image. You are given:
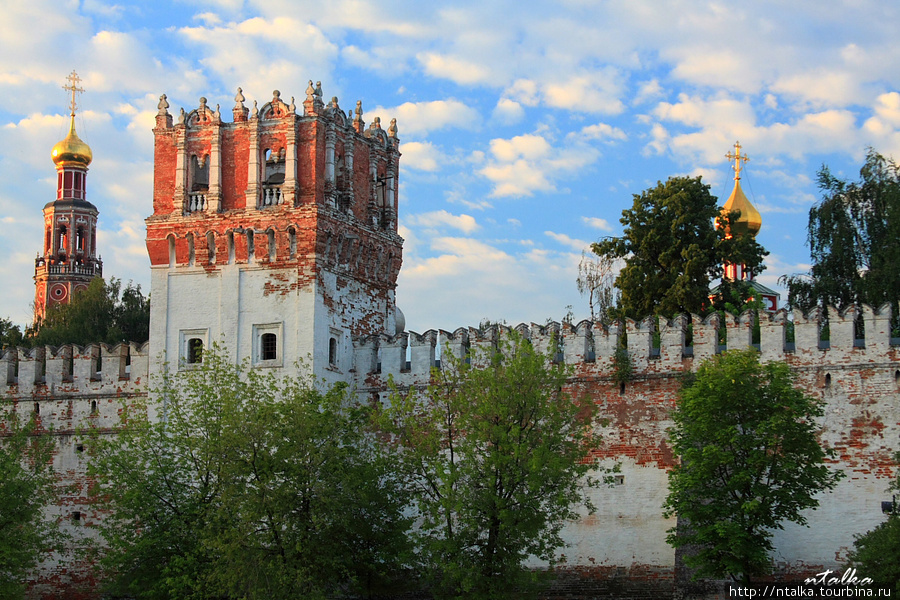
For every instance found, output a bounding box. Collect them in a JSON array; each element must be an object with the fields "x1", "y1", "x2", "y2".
[{"x1": 352, "y1": 304, "x2": 900, "y2": 390}]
